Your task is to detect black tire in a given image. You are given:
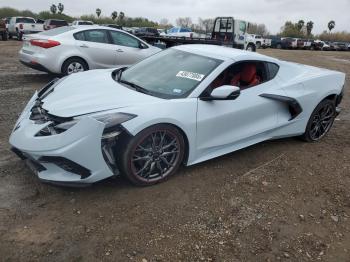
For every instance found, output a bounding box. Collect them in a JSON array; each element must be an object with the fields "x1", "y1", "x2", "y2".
[
  {"x1": 246, "y1": 44, "x2": 255, "y2": 52},
  {"x1": 256, "y1": 42, "x2": 261, "y2": 49},
  {"x1": 2, "y1": 32, "x2": 8, "y2": 41},
  {"x1": 118, "y1": 124, "x2": 185, "y2": 186},
  {"x1": 301, "y1": 99, "x2": 336, "y2": 142},
  {"x1": 8, "y1": 32, "x2": 12, "y2": 39},
  {"x1": 61, "y1": 57, "x2": 88, "y2": 75},
  {"x1": 17, "y1": 31, "x2": 22, "y2": 41},
  {"x1": 276, "y1": 43, "x2": 282, "y2": 49}
]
